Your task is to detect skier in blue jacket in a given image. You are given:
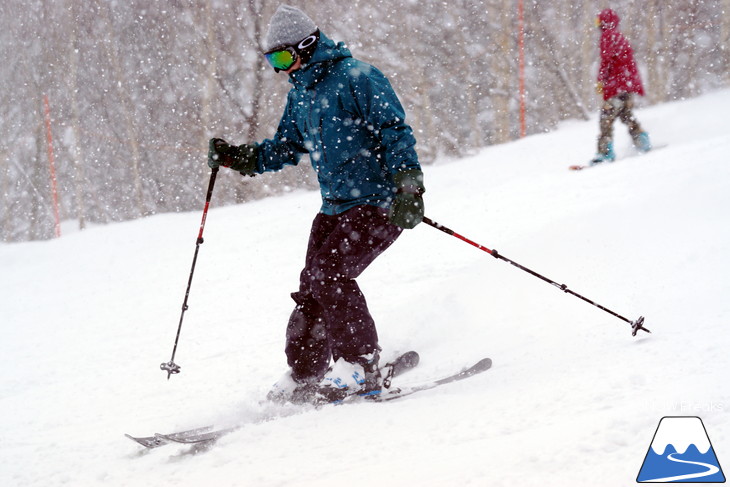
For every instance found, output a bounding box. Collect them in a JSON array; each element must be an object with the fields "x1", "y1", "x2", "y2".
[{"x1": 209, "y1": 5, "x2": 425, "y2": 403}]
